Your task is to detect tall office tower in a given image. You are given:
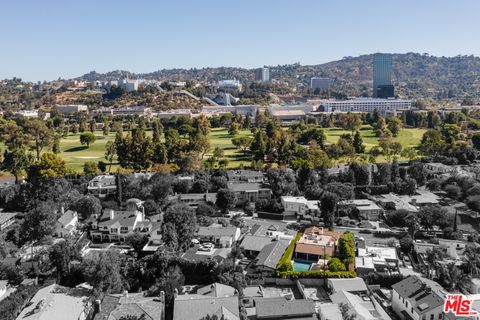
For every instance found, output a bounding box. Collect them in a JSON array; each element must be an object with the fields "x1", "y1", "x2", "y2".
[
  {"x1": 373, "y1": 53, "x2": 393, "y2": 98},
  {"x1": 255, "y1": 67, "x2": 270, "y2": 83}
]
